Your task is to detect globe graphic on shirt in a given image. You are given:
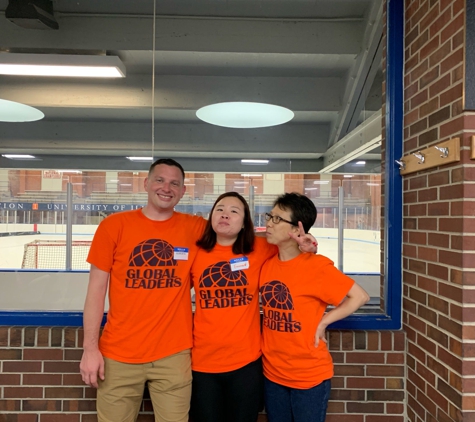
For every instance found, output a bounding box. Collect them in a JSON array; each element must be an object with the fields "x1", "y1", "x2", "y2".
[
  {"x1": 128, "y1": 239, "x2": 177, "y2": 266},
  {"x1": 260, "y1": 280, "x2": 294, "y2": 310},
  {"x1": 199, "y1": 261, "x2": 248, "y2": 287}
]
